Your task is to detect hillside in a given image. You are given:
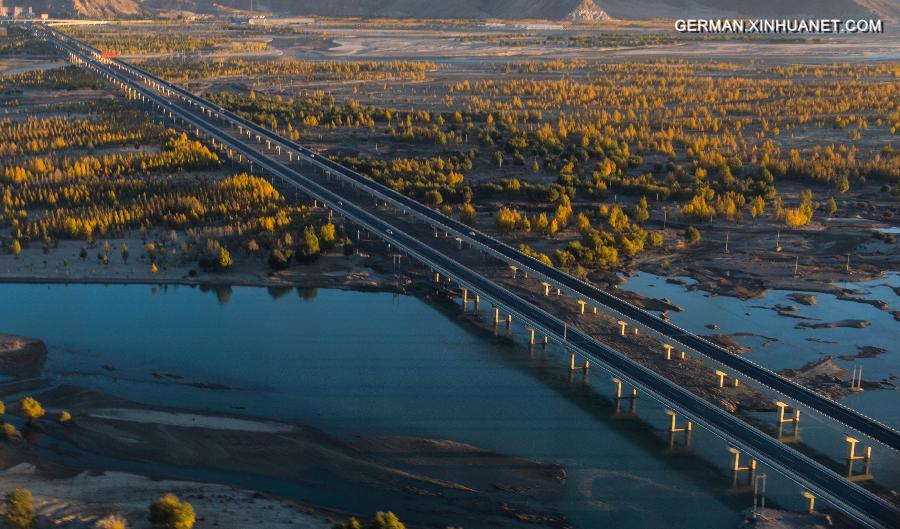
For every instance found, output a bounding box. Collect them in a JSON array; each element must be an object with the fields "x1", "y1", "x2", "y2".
[{"x1": 34, "y1": 0, "x2": 897, "y2": 21}]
